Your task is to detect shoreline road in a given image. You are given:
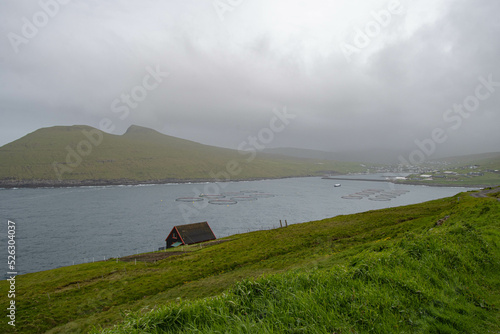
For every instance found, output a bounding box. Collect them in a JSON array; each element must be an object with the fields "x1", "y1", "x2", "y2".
[{"x1": 469, "y1": 187, "x2": 500, "y2": 201}]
